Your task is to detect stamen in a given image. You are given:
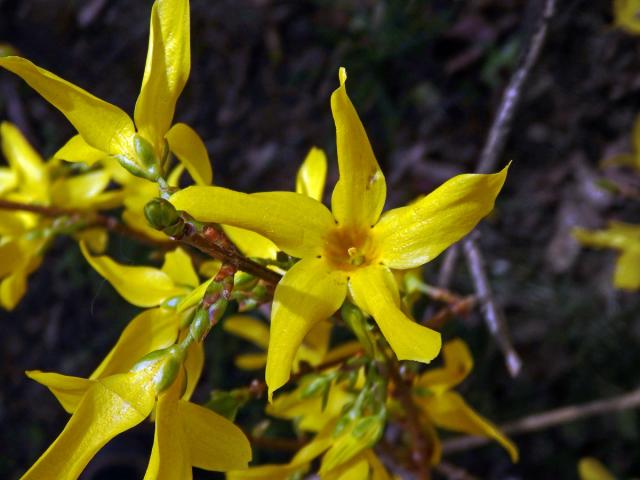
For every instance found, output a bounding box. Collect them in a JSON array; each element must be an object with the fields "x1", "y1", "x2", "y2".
[{"x1": 347, "y1": 247, "x2": 365, "y2": 266}]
